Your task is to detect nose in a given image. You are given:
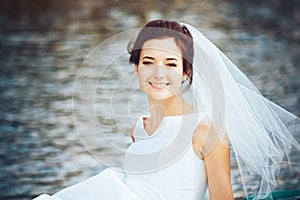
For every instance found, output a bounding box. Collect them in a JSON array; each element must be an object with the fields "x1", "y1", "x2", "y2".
[{"x1": 153, "y1": 62, "x2": 165, "y2": 80}]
